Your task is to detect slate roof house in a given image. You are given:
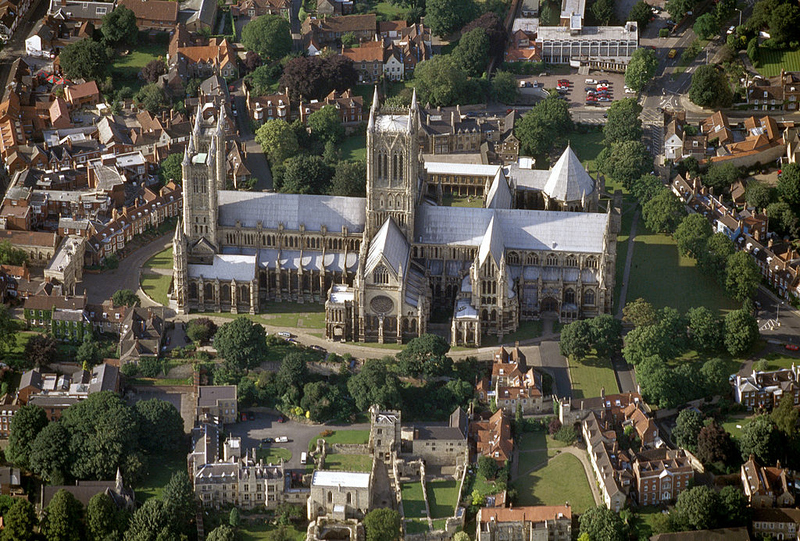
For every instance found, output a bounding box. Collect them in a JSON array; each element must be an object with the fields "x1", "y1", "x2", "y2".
[
  {"x1": 741, "y1": 454, "x2": 796, "y2": 508},
  {"x1": 119, "y1": 306, "x2": 167, "y2": 363},
  {"x1": 119, "y1": 0, "x2": 178, "y2": 31}
]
